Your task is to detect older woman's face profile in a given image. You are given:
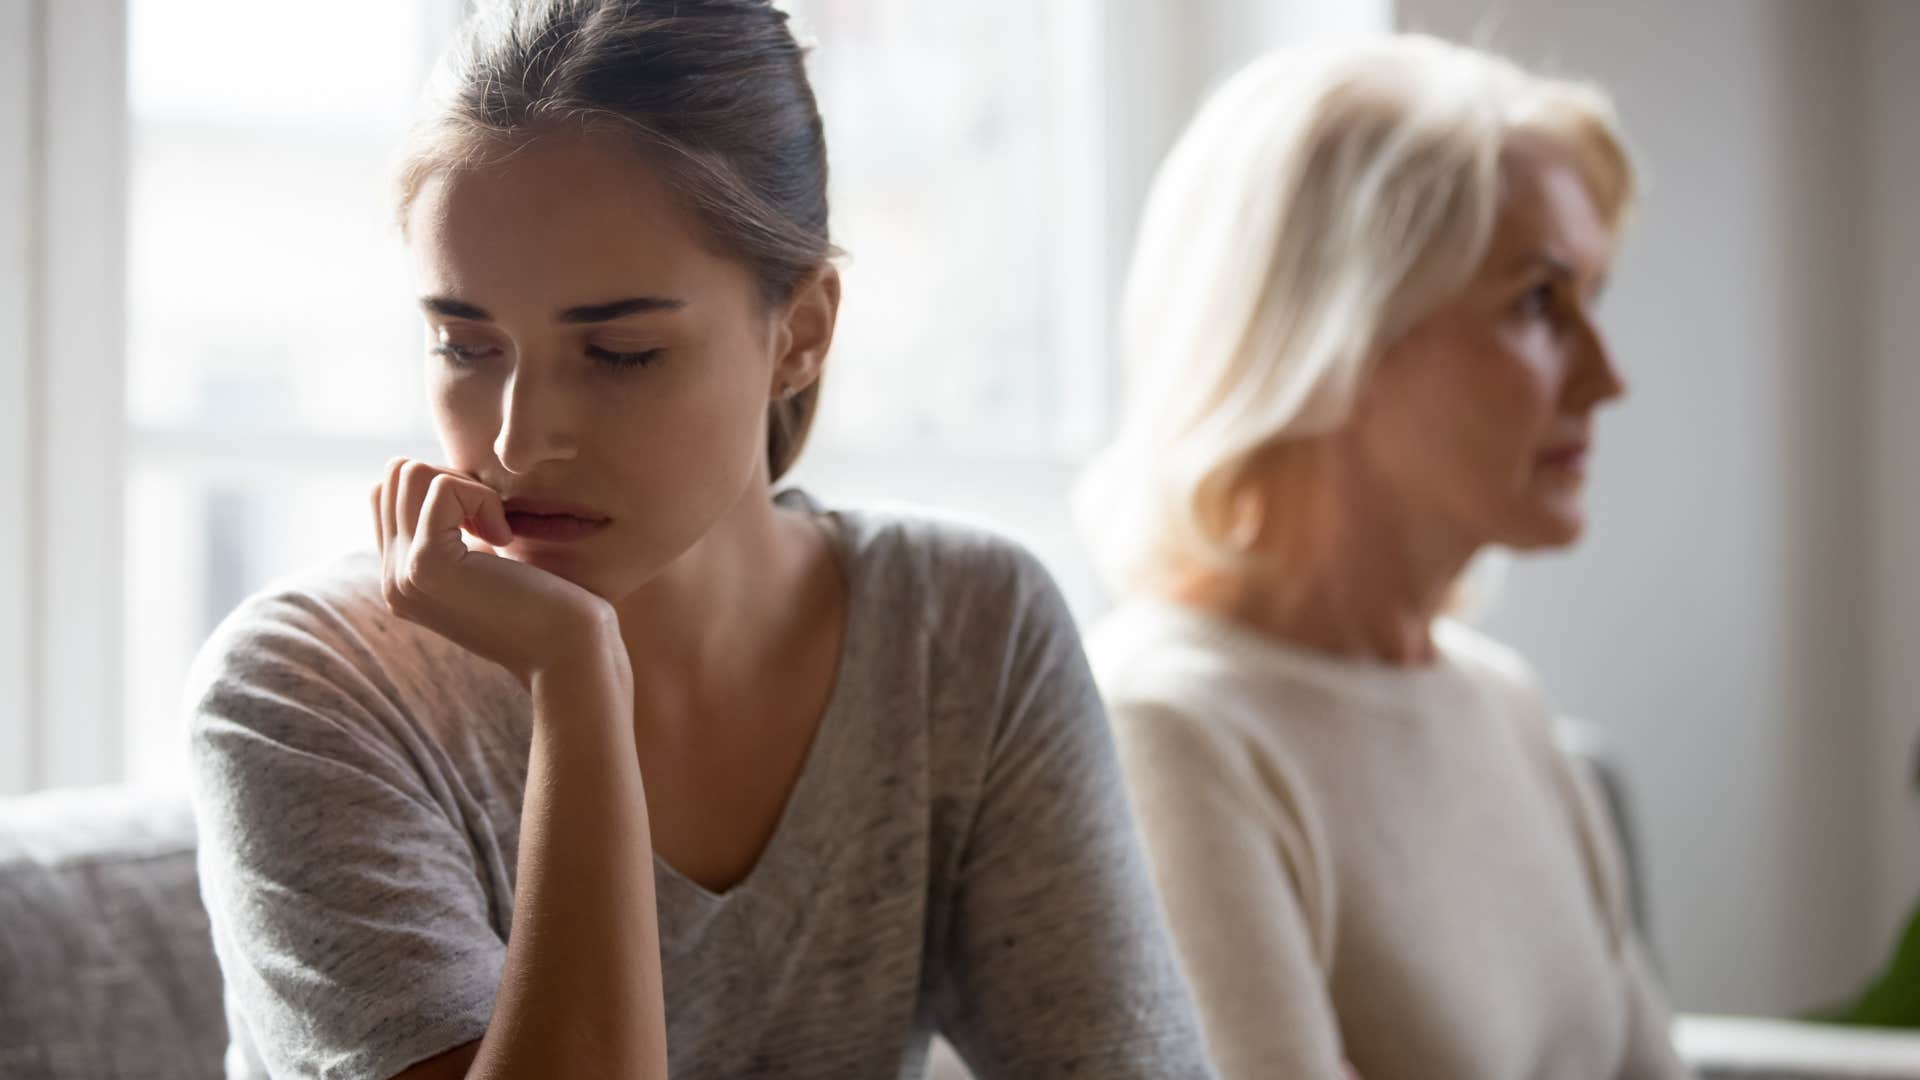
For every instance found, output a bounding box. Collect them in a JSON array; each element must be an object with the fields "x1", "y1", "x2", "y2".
[{"x1": 1358, "y1": 142, "x2": 1625, "y2": 551}]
